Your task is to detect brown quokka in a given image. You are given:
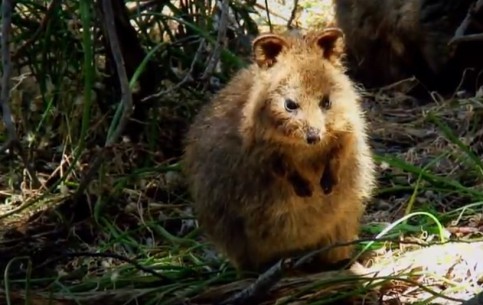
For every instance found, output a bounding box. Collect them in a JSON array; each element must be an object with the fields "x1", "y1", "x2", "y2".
[{"x1": 182, "y1": 28, "x2": 376, "y2": 273}]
